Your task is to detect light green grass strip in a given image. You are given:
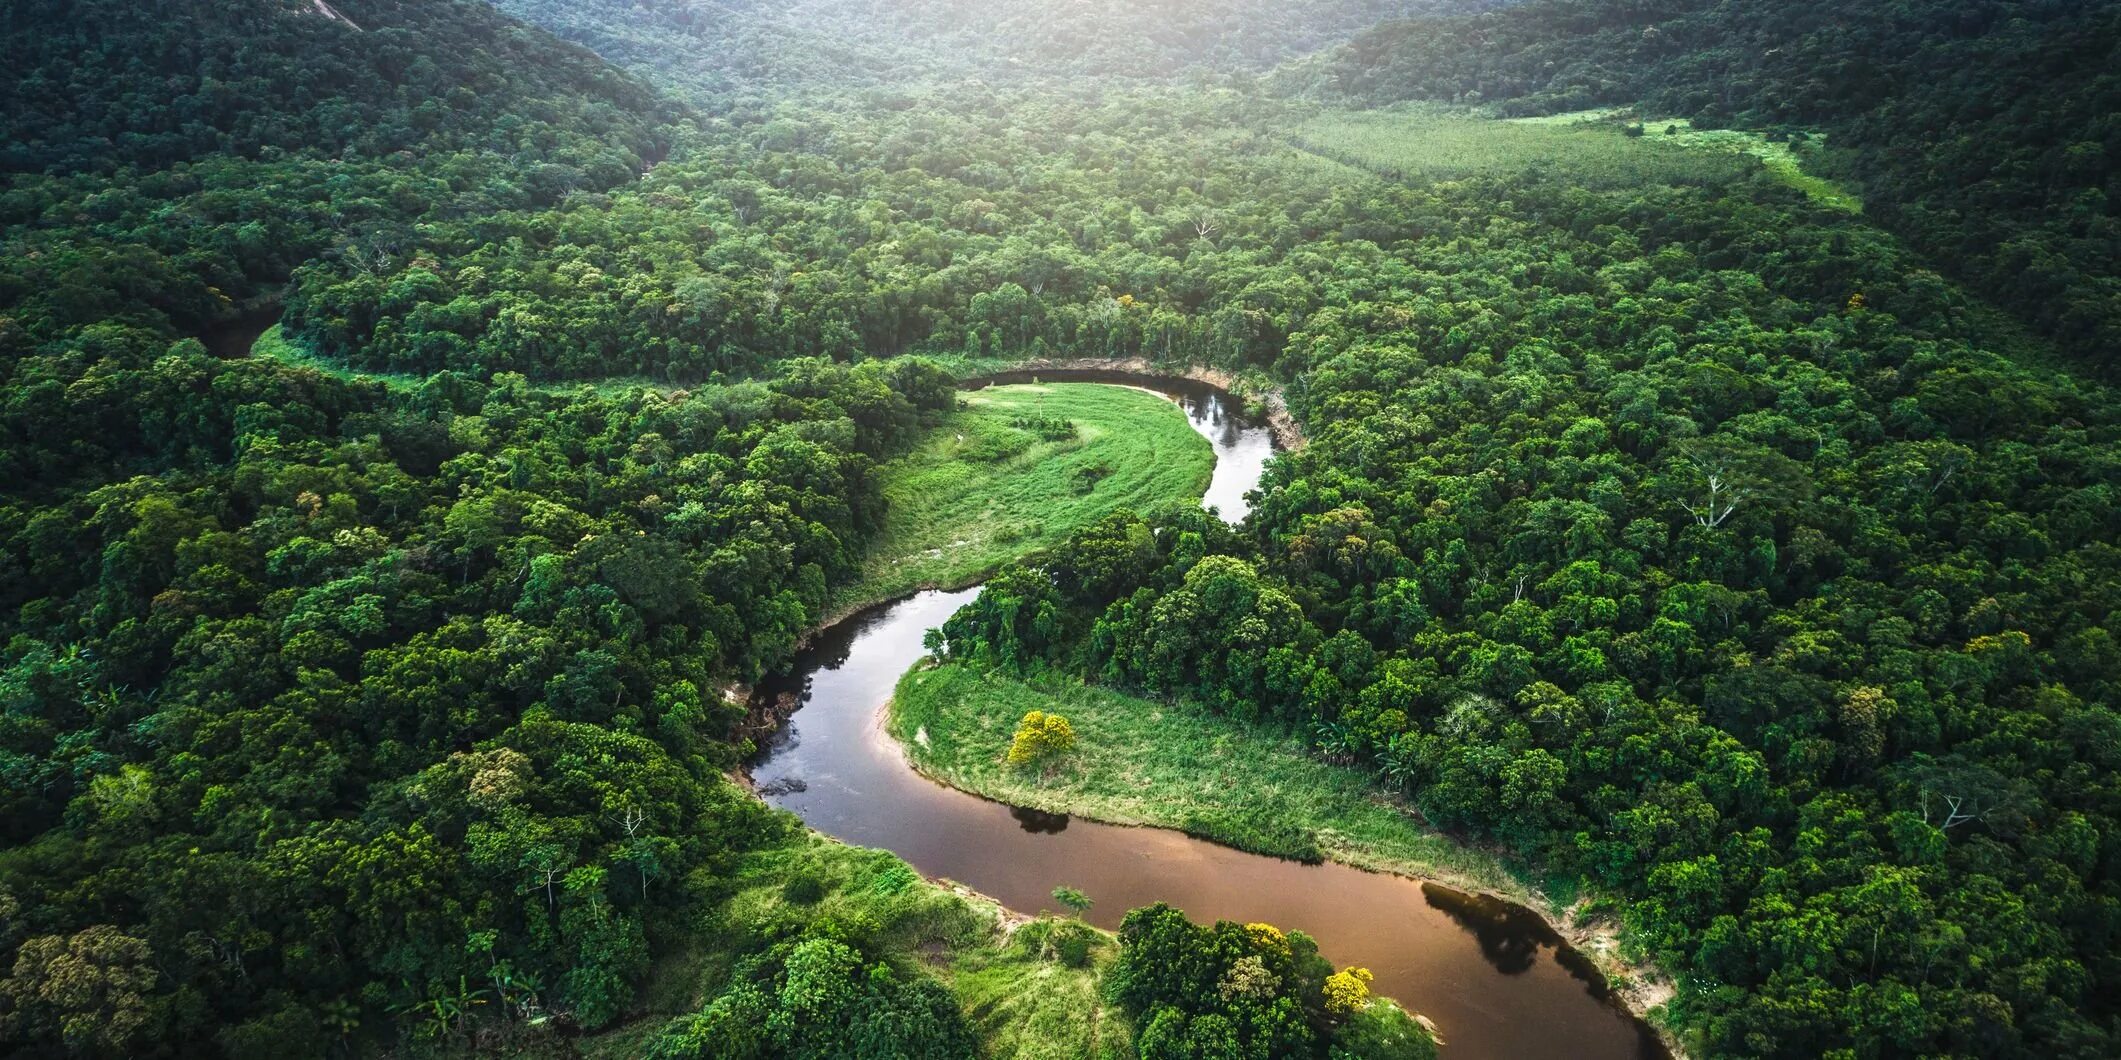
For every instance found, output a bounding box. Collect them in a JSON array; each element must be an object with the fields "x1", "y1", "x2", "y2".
[
  {"x1": 1288, "y1": 104, "x2": 1749, "y2": 190},
  {"x1": 1507, "y1": 108, "x2": 1862, "y2": 212},
  {"x1": 1644, "y1": 118, "x2": 1862, "y2": 212},
  {"x1": 247, "y1": 323, "x2": 689, "y2": 397}
]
